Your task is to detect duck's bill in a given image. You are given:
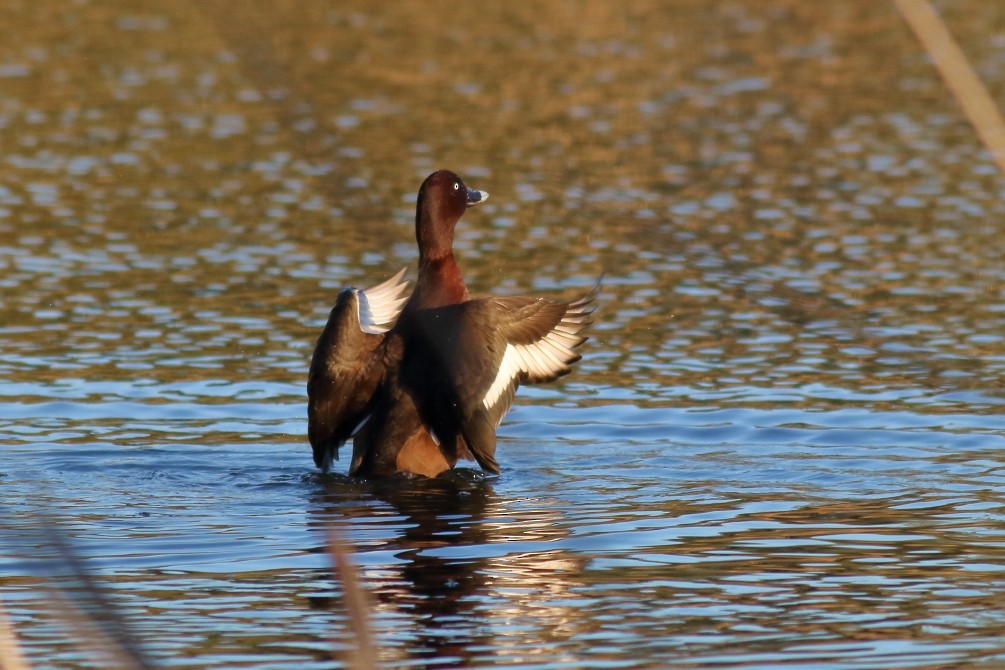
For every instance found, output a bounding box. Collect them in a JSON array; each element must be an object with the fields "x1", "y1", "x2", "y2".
[{"x1": 466, "y1": 188, "x2": 488, "y2": 207}]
